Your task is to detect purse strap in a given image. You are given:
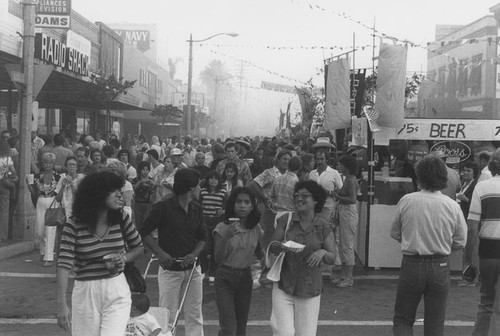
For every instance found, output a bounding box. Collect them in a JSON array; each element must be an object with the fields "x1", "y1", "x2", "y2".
[{"x1": 48, "y1": 198, "x2": 60, "y2": 209}]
